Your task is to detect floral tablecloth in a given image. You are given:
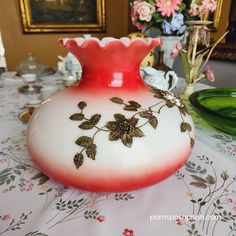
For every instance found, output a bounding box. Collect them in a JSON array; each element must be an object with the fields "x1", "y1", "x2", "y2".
[{"x1": 0, "y1": 74, "x2": 235, "y2": 236}]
